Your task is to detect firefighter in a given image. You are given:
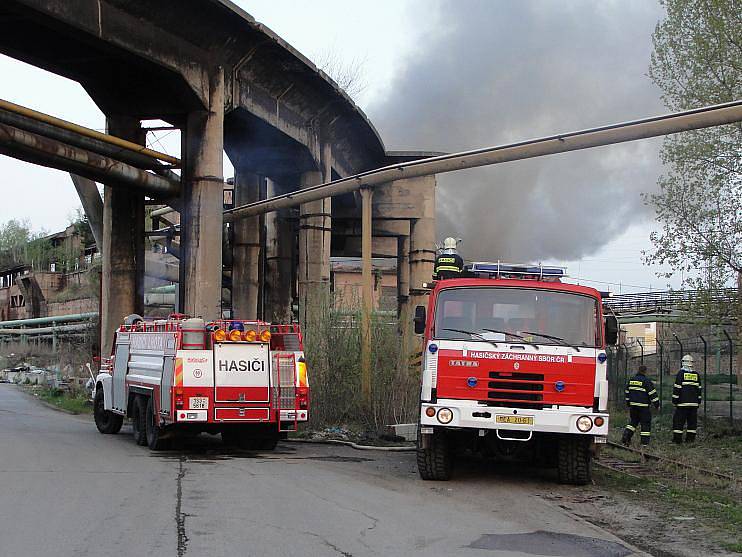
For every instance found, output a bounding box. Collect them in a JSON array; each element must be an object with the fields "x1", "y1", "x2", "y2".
[
  {"x1": 433, "y1": 237, "x2": 464, "y2": 280},
  {"x1": 672, "y1": 354, "x2": 702, "y2": 443},
  {"x1": 621, "y1": 364, "x2": 660, "y2": 446}
]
